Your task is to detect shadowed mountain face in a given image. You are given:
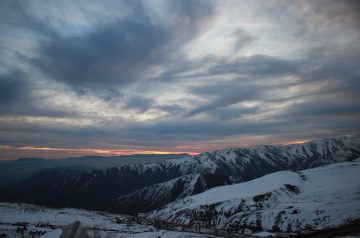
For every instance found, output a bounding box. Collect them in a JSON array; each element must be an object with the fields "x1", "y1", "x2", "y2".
[
  {"x1": 1, "y1": 135, "x2": 359, "y2": 213},
  {"x1": 0, "y1": 154, "x2": 189, "y2": 187},
  {"x1": 110, "y1": 173, "x2": 234, "y2": 214}
]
